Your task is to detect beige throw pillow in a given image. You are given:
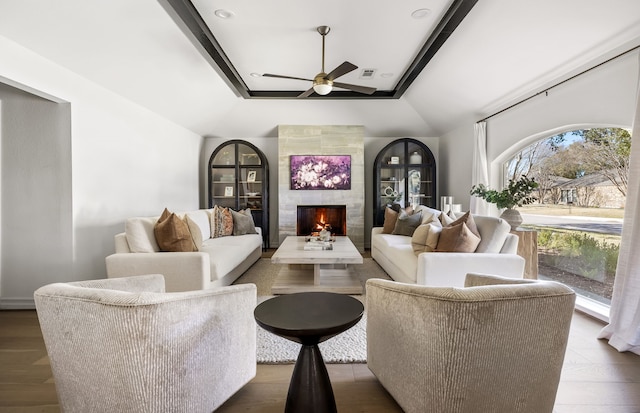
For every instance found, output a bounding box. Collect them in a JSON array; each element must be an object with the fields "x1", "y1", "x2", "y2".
[
  {"x1": 411, "y1": 222, "x2": 443, "y2": 255},
  {"x1": 435, "y1": 222, "x2": 481, "y2": 252},
  {"x1": 154, "y1": 208, "x2": 196, "y2": 252},
  {"x1": 185, "y1": 214, "x2": 204, "y2": 251}
]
